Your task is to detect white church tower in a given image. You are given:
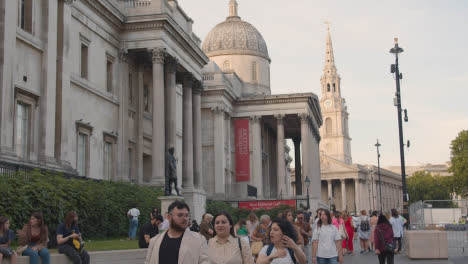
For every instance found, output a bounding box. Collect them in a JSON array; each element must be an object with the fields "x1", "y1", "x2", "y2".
[{"x1": 319, "y1": 26, "x2": 352, "y2": 164}]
